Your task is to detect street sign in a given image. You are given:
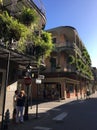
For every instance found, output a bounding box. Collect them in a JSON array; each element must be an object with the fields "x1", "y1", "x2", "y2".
[
  {"x1": 38, "y1": 75, "x2": 45, "y2": 79},
  {"x1": 24, "y1": 77, "x2": 31, "y2": 85},
  {"x1": 36, "y1": 79, "x2": 42, "y2": 84}
]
